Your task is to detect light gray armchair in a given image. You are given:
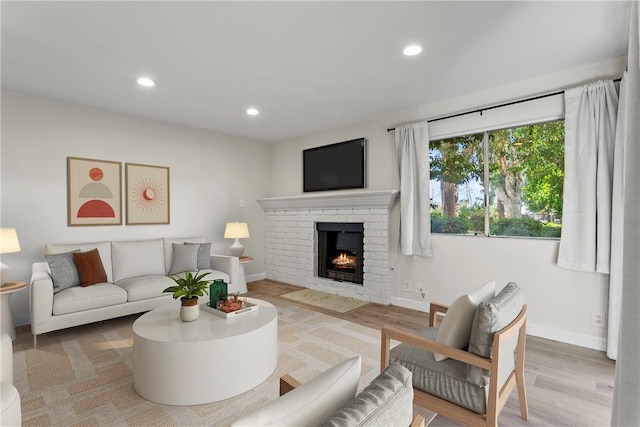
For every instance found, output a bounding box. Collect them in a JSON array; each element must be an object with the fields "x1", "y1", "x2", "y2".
[
  {"x1": 381, "y1": 282, "x2": 528, "y2": 427},
  {"x1": 1, "y1": 332, "x2": 21, "y2": 427}
]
